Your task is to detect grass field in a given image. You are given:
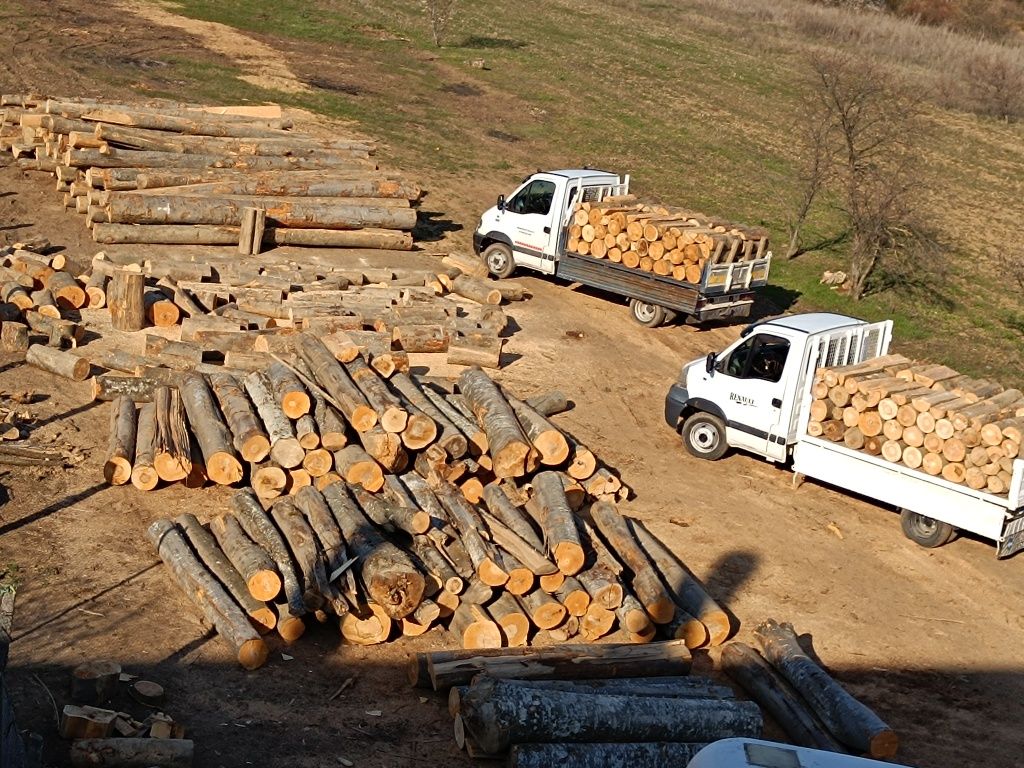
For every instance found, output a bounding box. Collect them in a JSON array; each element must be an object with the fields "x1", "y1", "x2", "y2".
[{"x1": 125, "y1": 0, "x2": 1024, "y2": 382}]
